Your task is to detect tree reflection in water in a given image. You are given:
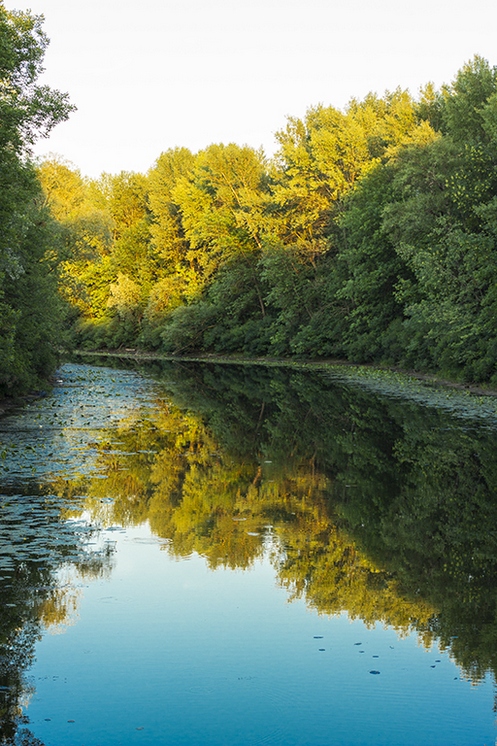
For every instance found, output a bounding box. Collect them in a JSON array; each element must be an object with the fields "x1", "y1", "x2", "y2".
[
  {"x1": 0, "y1": 487, "x2": 113, "y2": 745},
  {"x1": 50, "y1": 360, "x2": 497, "y2": 689}
]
